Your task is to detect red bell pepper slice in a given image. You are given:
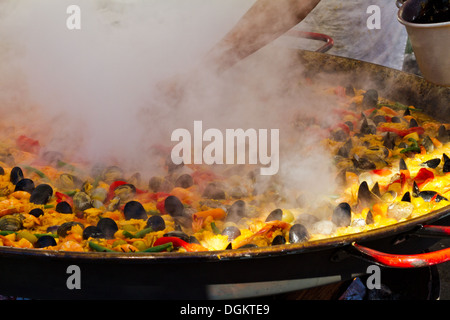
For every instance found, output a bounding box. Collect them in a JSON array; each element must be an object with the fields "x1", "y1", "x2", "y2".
[
  {"x1": 16, "y1": 135, "x2": 40, "y2": 154},
  {"x1": 378, "y1": 126, "x2": 425, "y2": 137},
  {"x1": 55, "y1": 191, "x2": 74, "y2": 207},
  {"x1": 413, "y1": 168, "x2": 434, "y2": 187},
  {"x1": 153, "y1": 237, "x2": 208, "y2": 252}
]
